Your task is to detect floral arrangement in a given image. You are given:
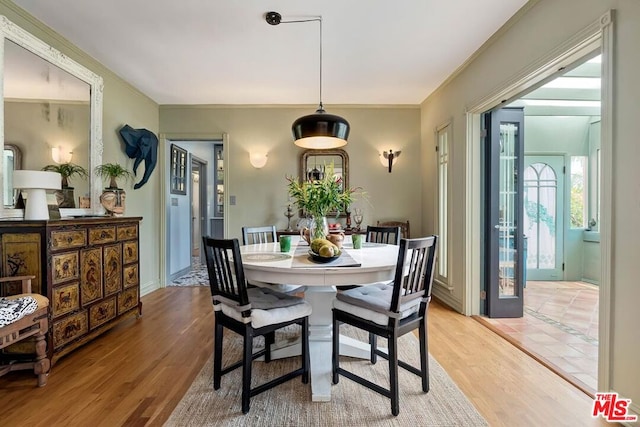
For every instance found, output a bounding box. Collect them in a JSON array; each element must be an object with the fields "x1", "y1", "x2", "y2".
[{"x1": 287, "y1": 162, "x2": 364, "y2": 240}]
